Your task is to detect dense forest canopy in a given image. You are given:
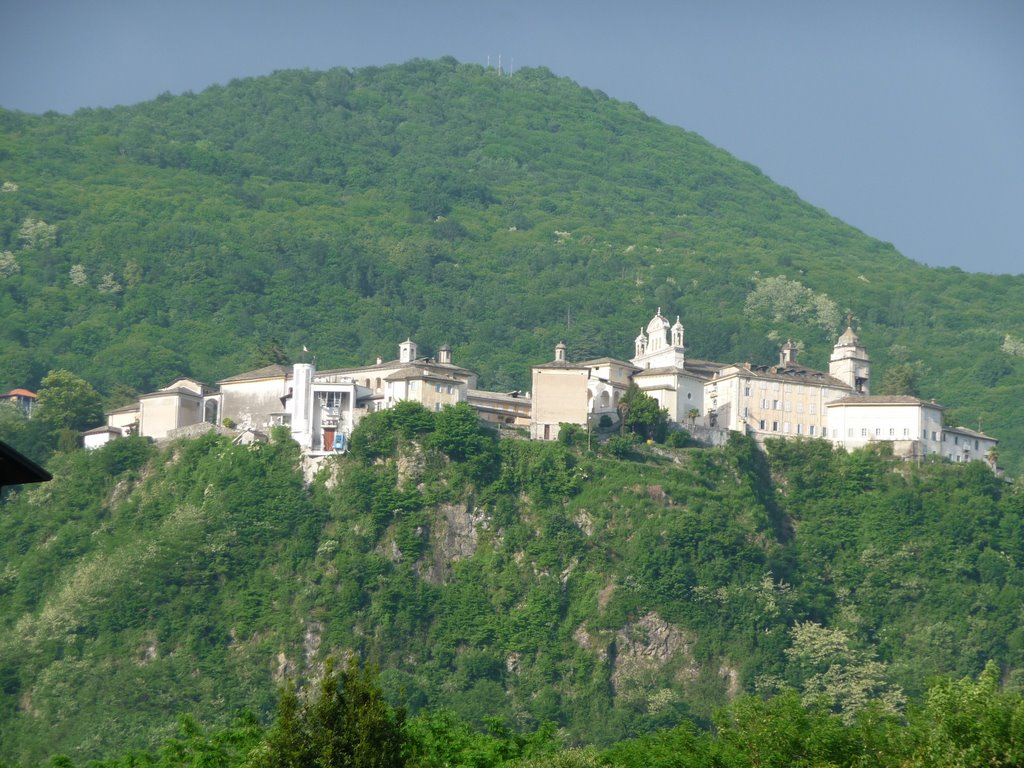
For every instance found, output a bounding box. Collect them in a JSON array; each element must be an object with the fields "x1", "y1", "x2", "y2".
[{"x1": 0, "y1": 58, "x2": 1022, "y2": 471}]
